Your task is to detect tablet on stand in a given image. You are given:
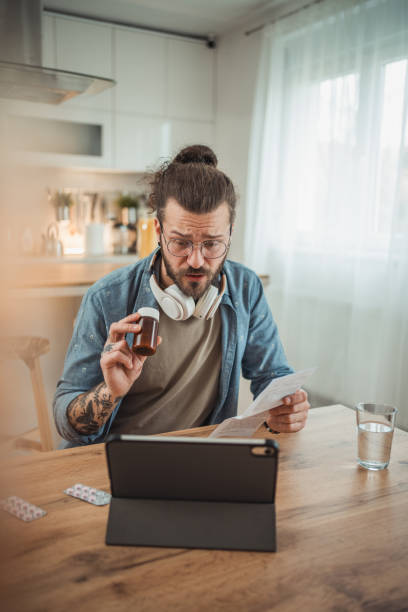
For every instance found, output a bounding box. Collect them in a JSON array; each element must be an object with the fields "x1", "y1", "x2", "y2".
[{"x1": 105, "y1": 435, "x2": 279, "y2": 552}]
